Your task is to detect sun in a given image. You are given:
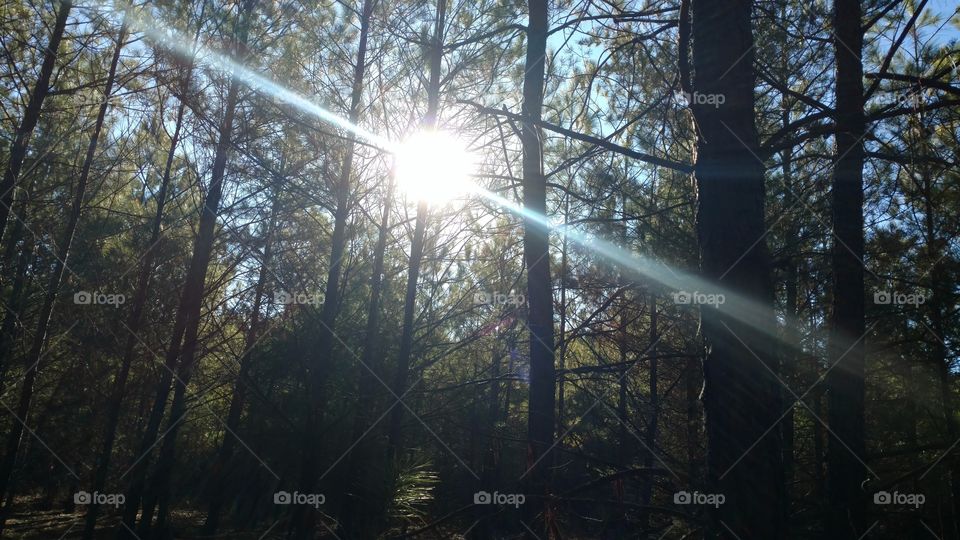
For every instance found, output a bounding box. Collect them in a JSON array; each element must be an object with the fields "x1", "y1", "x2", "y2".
[{"x1": 394, "y1": 130, "x2": 476, "y2": 205}]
